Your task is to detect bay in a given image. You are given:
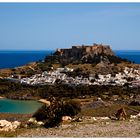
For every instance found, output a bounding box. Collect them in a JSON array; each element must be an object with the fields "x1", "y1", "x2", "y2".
[{"x1": 0, "y1": 99, "x2": 42, "y2": 114}]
